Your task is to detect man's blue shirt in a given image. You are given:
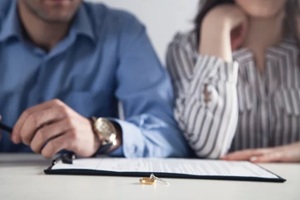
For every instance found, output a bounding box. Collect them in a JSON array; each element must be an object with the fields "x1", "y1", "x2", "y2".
[{"x1": 0, "y1": 0, "x2": 190, "y2": 157}]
